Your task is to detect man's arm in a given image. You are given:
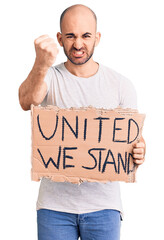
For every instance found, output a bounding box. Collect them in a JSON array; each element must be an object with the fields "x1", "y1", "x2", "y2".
[{"x1": 18, "y1": 35, "x2": 59, "y2": 111}]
